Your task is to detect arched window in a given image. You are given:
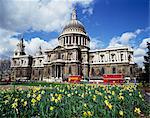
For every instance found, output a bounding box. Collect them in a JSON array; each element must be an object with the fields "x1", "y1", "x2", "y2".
[
  {"x1": 14, "y1": 60, "x2": 16, "y2": 65},
  {"x1": 66, "y1": 36, "x2": 68, "y2": 44},
  {"x1": 91, "y1": 67, "x2": 95, "y2": 76},
  {"x1": 63, "y1": 37, "x2": 65, "y2": 45},
  {"x1": 100, "y1": 55, "x2": 104, "y2": 62},
  {"x1": 68, "y1": 53, "x2": 72, "y2": 61},
  {"x1": 69, "y1": 66, "x2": 72, "y2": 75},
  {"x1": 111, "y1": 54, "x2": 115, "y2": 62},
  {"x1": 101, "y1": 67, "x2": 105, "y2": 74},
  {"x1": 130, "y1": 67, "x2": 133, "y2": 74},
  {"x1": 58, "y1": 53, "x2": 61, "y2": 59},
  {"x1": 48, "y1": 55, "x2": 51, "y2": 62},
  {"x1": 62, "y1": 54, "x2": 64, "y2": 59},
  {"x1": 121, "y1": 54, "x2": 123, "y2": 61},
  {"x1": 76, "y1": 36, "x2": 78, "y2": 44},
  {"x1": 112, "y1": 67, "x2": 116, "y2": 74},
  {"x1": 128, "y1": 55, "x2": 131, "y2": 62},
  {"x1": 52, "y1": 65, "x2": 55, "y2": 77},
  {"x1": 33, "y1": 60, "x2": 35, "y2": 66},
  {"x1": 21, "y1": 60, "x2": 23, "y2": 64},
  {"x1": 69, "y1": 37, "x2": 71, "y2": 44}
]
